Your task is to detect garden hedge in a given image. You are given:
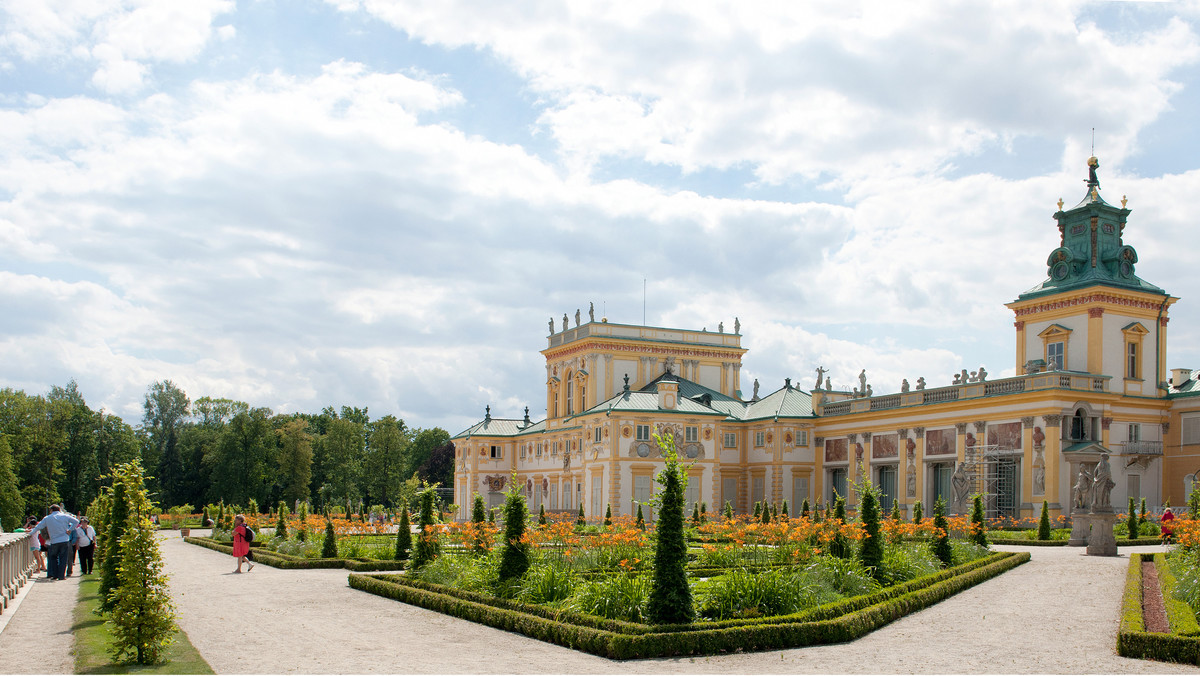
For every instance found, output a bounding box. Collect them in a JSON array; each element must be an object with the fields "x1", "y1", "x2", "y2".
[
  {"x1": 348, "y1": 551, "x2": 1029, "y2": 659},
  {"x1": 183, "y1": 537, "x2": 405, "y2": 571},
  {"x1": 1117, "y1": 552, "x2": 1200, "y2": 664},
  {"x1": 989, "y1": 537, "x2": 1164, "y2": 547}
]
